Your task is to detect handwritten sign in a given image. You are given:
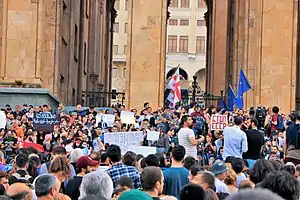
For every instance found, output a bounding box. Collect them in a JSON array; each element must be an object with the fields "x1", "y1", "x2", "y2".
[
  {"x1": 104, "y1": 131, "x2": 145, "y2": 154},
  {"x1": 210, "y1": 115, "x2": 228, "y2": 130},
  {"x1": 128, "y1": 146, "x2": 157, "y2": 157},
  {"x1": 33, "y1": 113, "x2": 59, "y2": 132},
  {"x1": 96, "y1": 114, "x2": 115, "y2": 128}
]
